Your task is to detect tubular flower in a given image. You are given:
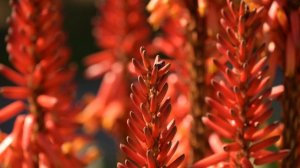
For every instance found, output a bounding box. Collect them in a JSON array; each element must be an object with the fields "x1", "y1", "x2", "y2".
[
  {"x1": 245, "y1": 1, "x2": 300, "y2": 166},
  {"x1": 79, "y1": 0, "x2": 151, "y2": 136},
  {"x1": 0, "y1": 0, "x2": 84, "y2": 167},
  {"x1": 117, "y1": 47, "x2": 185, "y2": 168},
  {"x1": 149, "y1": 0, "x2": 225, "y2": 161},
  {"x1": 148, "y1": 17, "x2": 194, "y2": 163},
  {"x1": 193, "y1": 1, "x2": 289, "y2": 167}
]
